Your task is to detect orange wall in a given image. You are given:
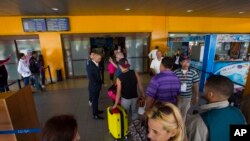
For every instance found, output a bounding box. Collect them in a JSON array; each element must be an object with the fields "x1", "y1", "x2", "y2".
[{"x1": 0, "y1": 16, "x2": 250, "y2": 95}]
